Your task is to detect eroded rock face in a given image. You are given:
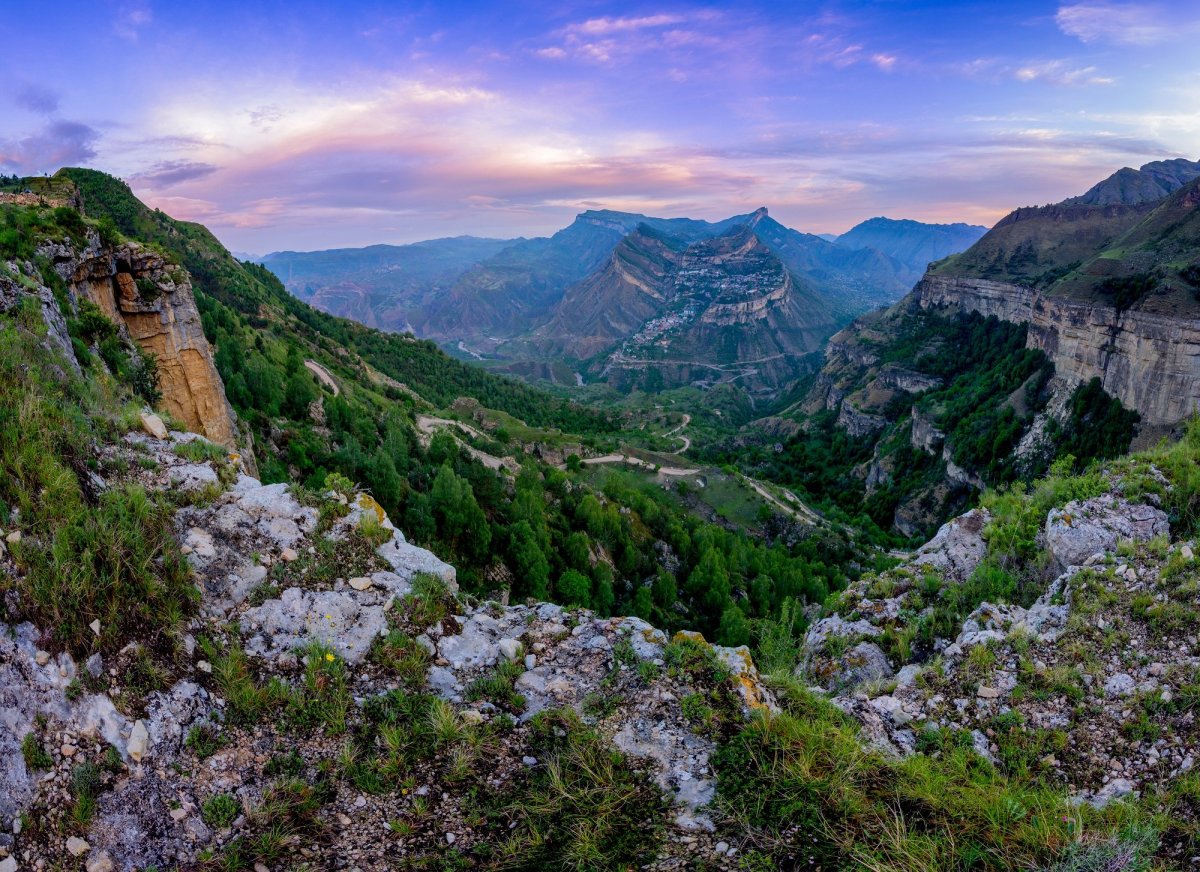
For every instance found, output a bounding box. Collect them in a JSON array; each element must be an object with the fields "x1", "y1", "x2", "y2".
[
  {"x1": 55, "y1": 236, "x2": 239, "y2": 447},
  {"x1": 914, "y1": 274, "x2": 1200, "y2": 427}
]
